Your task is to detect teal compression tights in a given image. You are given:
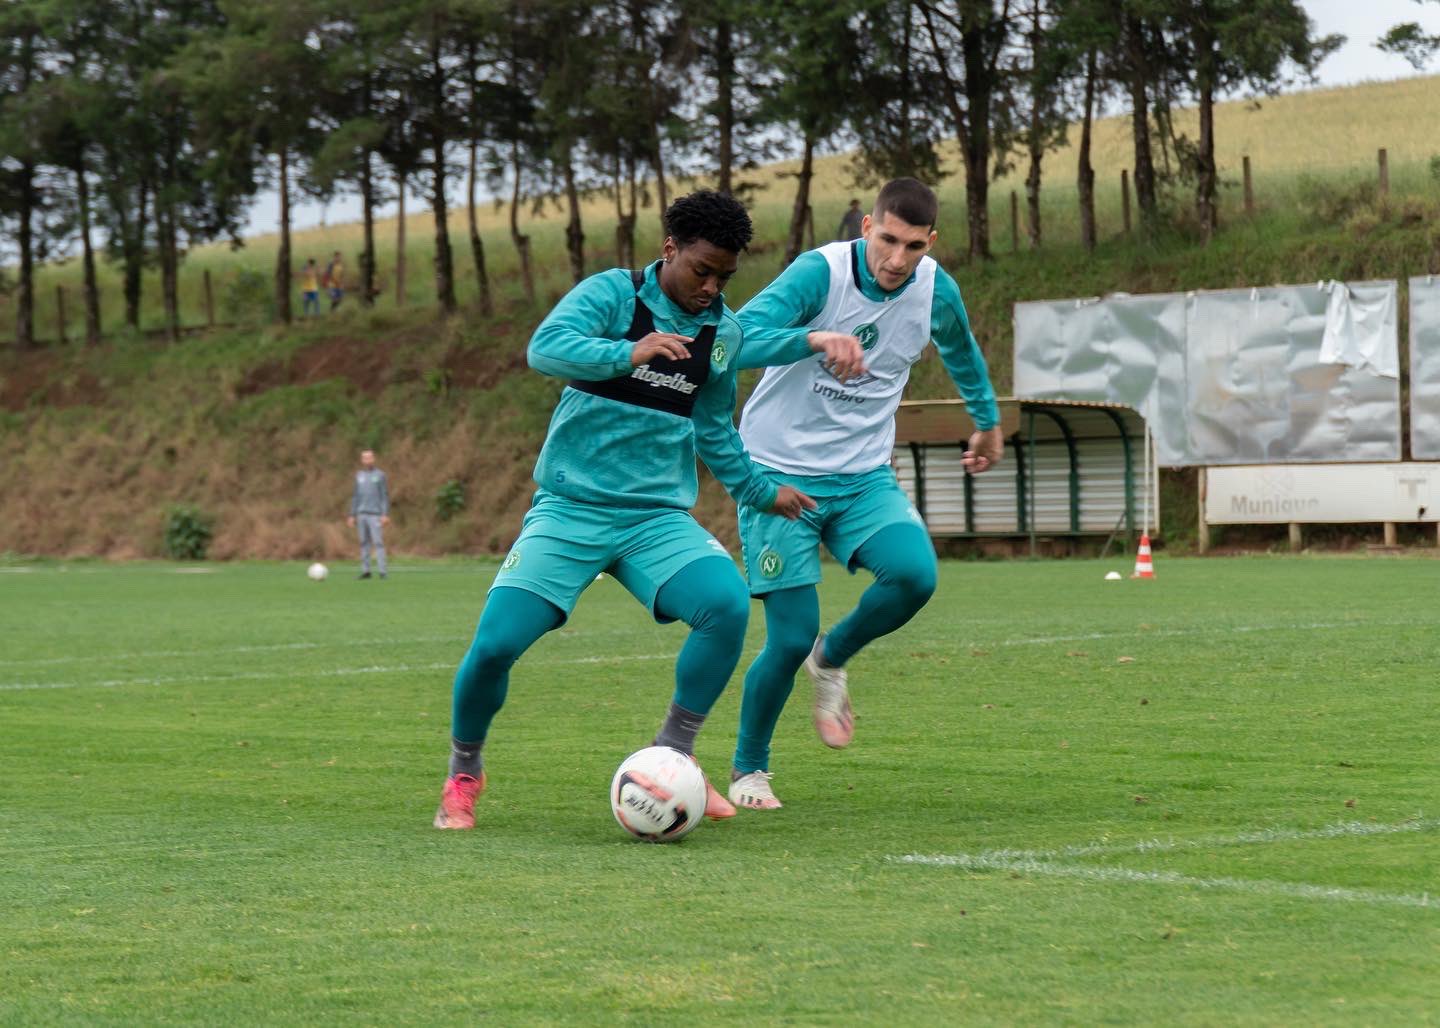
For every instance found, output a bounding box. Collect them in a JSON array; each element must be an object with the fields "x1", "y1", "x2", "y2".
[
  {"x1": 451, "y1": 556, "x2": 749, "y2": 745},
  {"x1": 733, "y1": 522, "x2": 937, "y2": 773}
]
